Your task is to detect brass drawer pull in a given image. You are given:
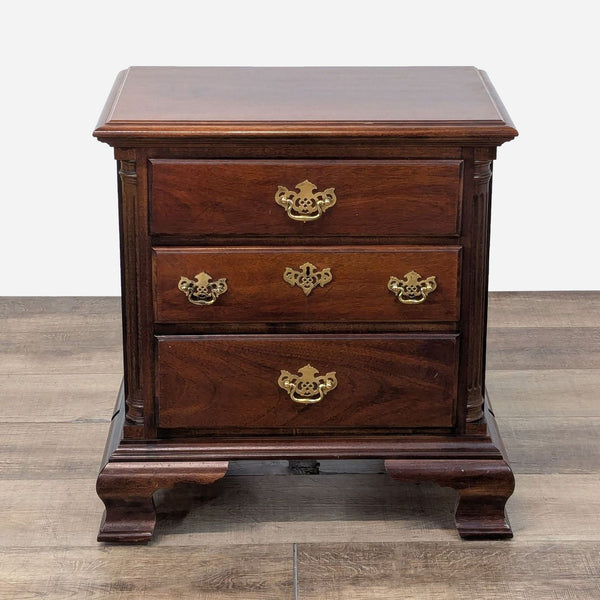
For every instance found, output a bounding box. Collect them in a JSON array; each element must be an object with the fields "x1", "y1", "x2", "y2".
[
  {"x1": 388, "y1": 270, "x2": 437, "y2": 304},
  {"x1": 283, "y1": 262, "x2": 333, "y2": 296},
  {"x1": 178, "y1": 272, "x2": 228, "y2": 305},
  {"x1": 278, "y1": 364, "x2": 337, "y2": 404},
  {"x1": 275, "y1": 179, "x2": 336, "y2": 222}
]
